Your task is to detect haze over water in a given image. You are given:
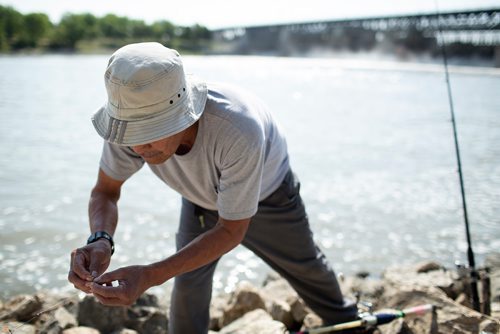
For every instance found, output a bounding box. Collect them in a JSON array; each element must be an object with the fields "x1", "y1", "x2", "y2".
[{"x1": 0, "y1": 54, "x2": 499, "y2": 300}]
